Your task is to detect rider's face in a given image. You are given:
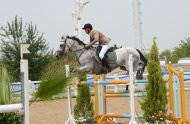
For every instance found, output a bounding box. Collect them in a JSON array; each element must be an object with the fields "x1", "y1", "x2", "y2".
[{"x1": 84, "y1": 28, "x2": 91, "y2": 35}]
